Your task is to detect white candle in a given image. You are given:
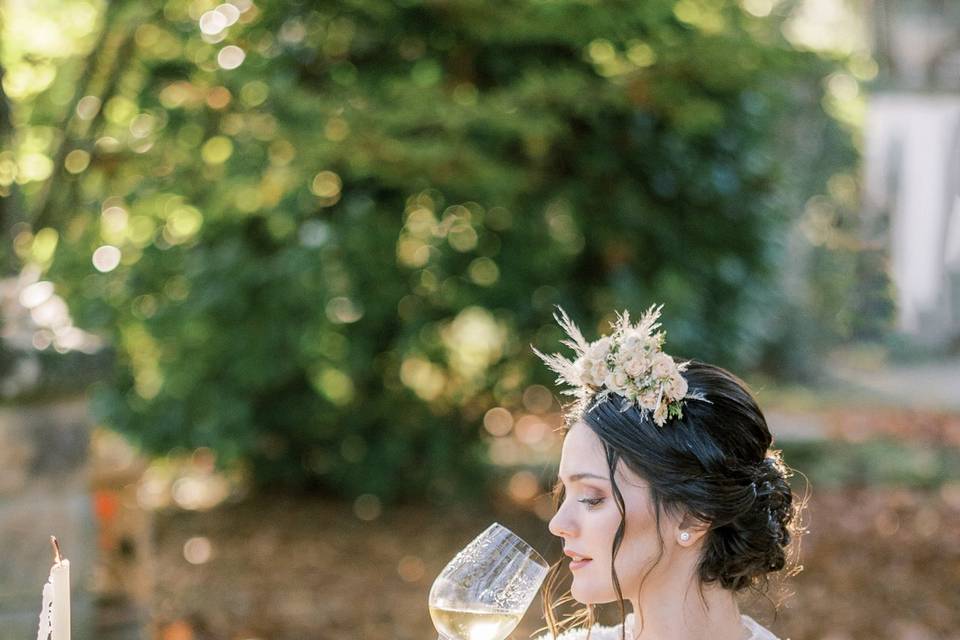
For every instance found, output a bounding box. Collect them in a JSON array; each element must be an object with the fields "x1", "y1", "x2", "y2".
[
  {"x1": 36, "y1": 580, "x2": 52, "y2": 640},
  {"x1": 37, "y1": 537, "x2": 70, "y2": 640},
  {"x1": 50, "y1": 557, "x2": 70, "y2": 640}
]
